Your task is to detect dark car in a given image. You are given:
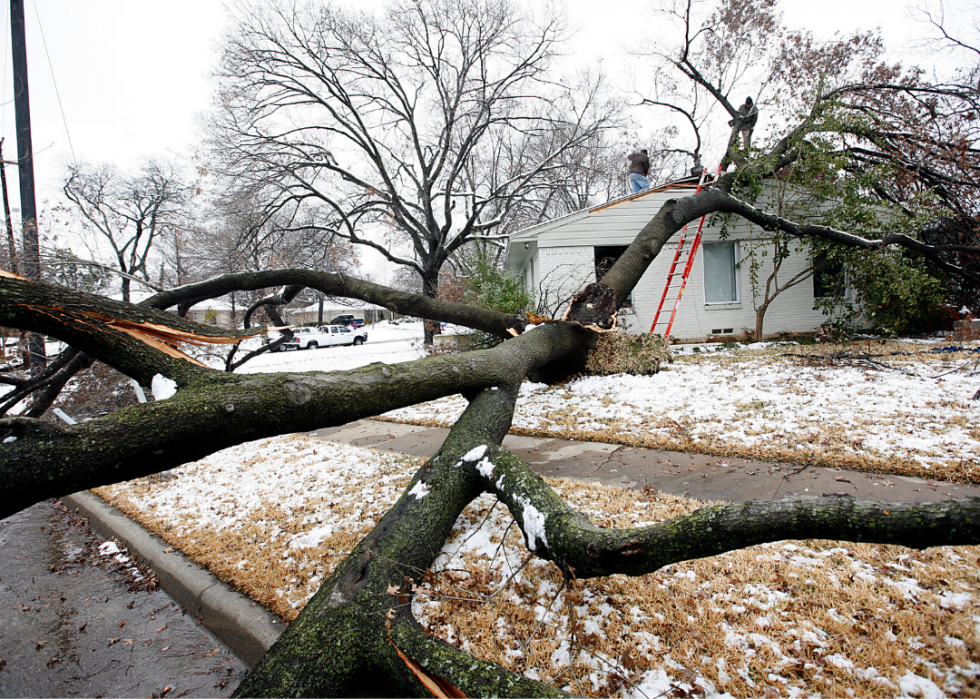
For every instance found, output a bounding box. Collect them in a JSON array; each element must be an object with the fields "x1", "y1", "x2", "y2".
[{"x1": 329, "y1": 314, "x2": 363, "y2": 328}]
